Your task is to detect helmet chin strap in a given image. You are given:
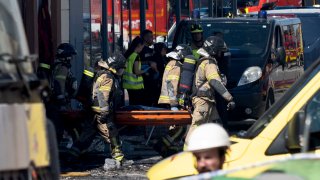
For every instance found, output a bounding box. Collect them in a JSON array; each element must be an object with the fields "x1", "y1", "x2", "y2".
[{"x1": 108, "y1": 67, "x2": 117, "y2": 74}]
